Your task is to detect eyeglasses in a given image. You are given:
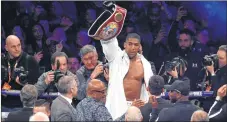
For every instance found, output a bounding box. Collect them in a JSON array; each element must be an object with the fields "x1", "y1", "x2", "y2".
[{"x1": 93, "y1": 89, "x2": 106, "y2": 94}]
